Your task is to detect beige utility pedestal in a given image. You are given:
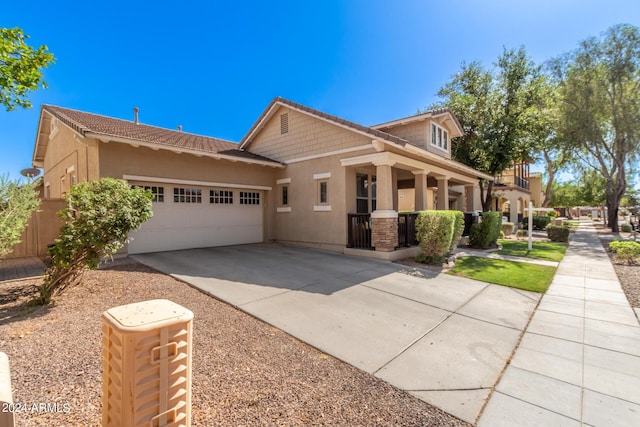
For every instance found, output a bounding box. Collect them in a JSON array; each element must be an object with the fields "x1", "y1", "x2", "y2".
[{"x1": 102, "y1": 299, "x2": 193, "y2": 427}]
